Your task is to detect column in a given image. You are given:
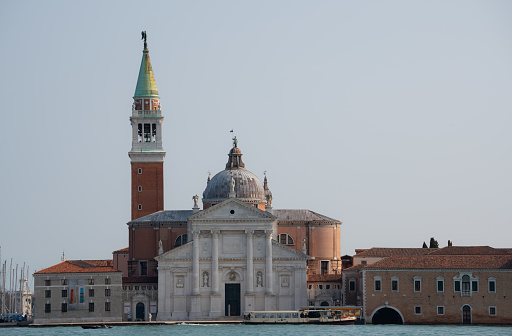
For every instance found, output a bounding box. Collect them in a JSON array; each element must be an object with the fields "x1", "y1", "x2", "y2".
[
  {"x1": 246, "y1": 230, "x2": 254, "y2": 294},
  {"x1": 211, "y1": 230, "x2": 220, "y2": 294},
  {"x1": 265, "y1": 230, "x2": 273, "y2": 294},
  {"x1": 191, "y1": 230, "x2": 200, "y2": 295}
]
